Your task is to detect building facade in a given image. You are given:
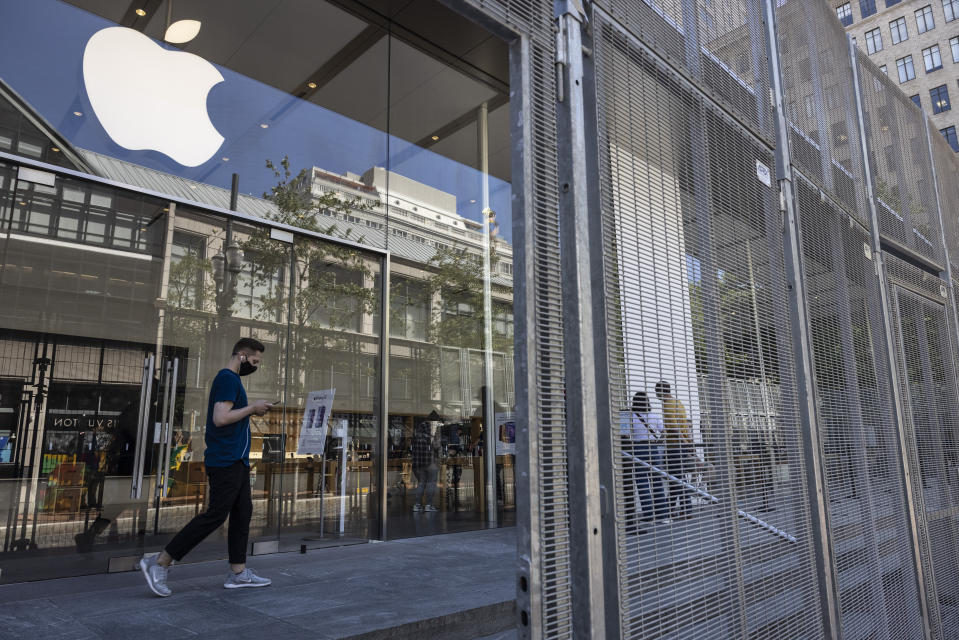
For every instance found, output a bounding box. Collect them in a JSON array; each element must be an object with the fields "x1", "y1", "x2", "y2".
[
  {"x1": 0, "y1": 0, "x2": 516, "y2": 584},
  {"x1": 4, "y1": 0, "x2": 959, "y2": 639},
  {"x1": 832, "y1": 0, "x2": 959, "y2": 150}
]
